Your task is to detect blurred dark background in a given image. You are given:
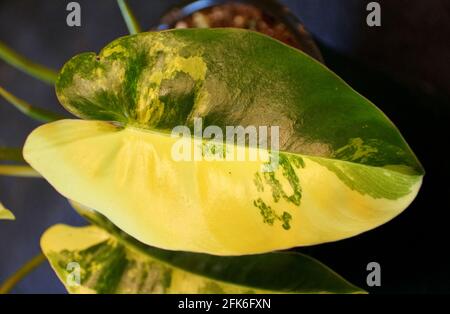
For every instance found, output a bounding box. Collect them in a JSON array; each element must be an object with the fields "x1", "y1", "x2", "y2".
[{"x1": 0, "y1": 0, "x2": 449, "y2": 293}]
